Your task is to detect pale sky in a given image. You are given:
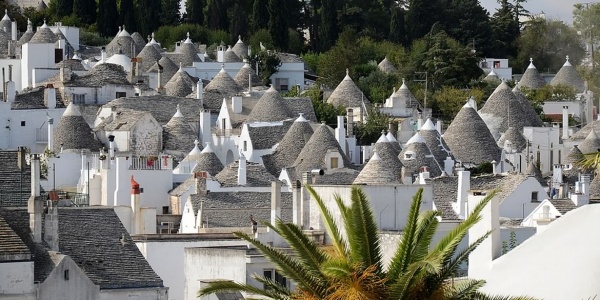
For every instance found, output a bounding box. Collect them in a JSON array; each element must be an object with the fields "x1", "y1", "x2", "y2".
[{"x1": 480, "y1": 0, "x2": 580, "y2": 24}]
